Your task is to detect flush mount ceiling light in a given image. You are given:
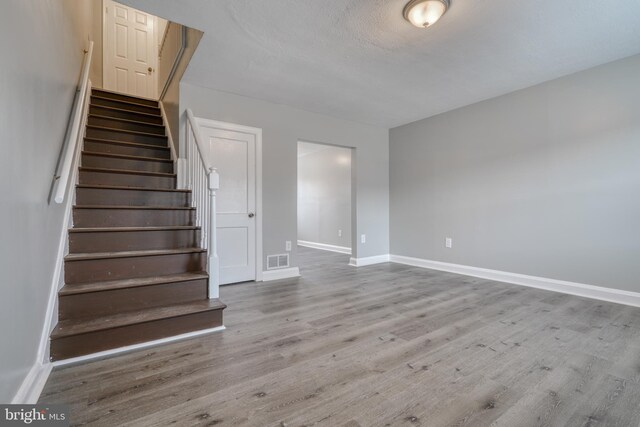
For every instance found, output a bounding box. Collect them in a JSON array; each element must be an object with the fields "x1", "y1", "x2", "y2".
[{"x1": 403, "y1": 0, "x2": 450, "y2": 28}]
